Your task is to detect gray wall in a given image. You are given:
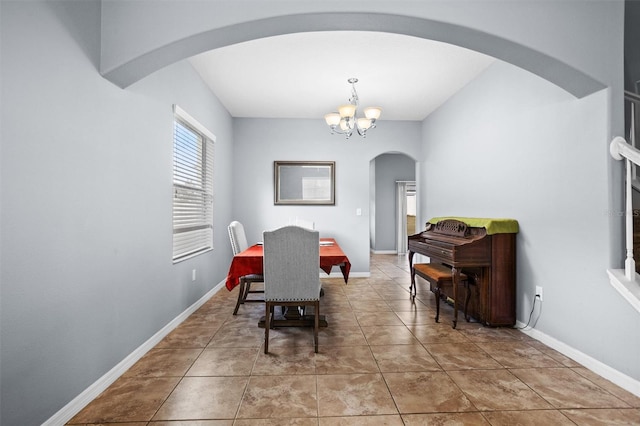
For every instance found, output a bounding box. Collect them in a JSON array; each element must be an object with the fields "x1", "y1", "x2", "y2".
[
  {"x1": 1, "y1": 2, "x2": 235, "y2": 424},
  {"x1": 420, "y1": 60, "x2": 640, "y2": 381},
  {"x1": 372, "y1": 154, "x2": 416, "y2": 252},
  {"x1": 1, "y1": 0, "x2": 635, "y2": 425},
  {"x1": 231, "y1": 119, "x2": 422, "y2": 275}
]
